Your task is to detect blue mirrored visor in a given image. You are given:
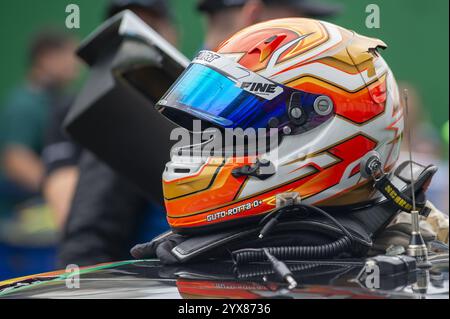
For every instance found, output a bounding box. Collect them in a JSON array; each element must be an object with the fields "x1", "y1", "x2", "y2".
[{"x1": 156, "y1": 62, "x2": 334, "y2": 134}]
